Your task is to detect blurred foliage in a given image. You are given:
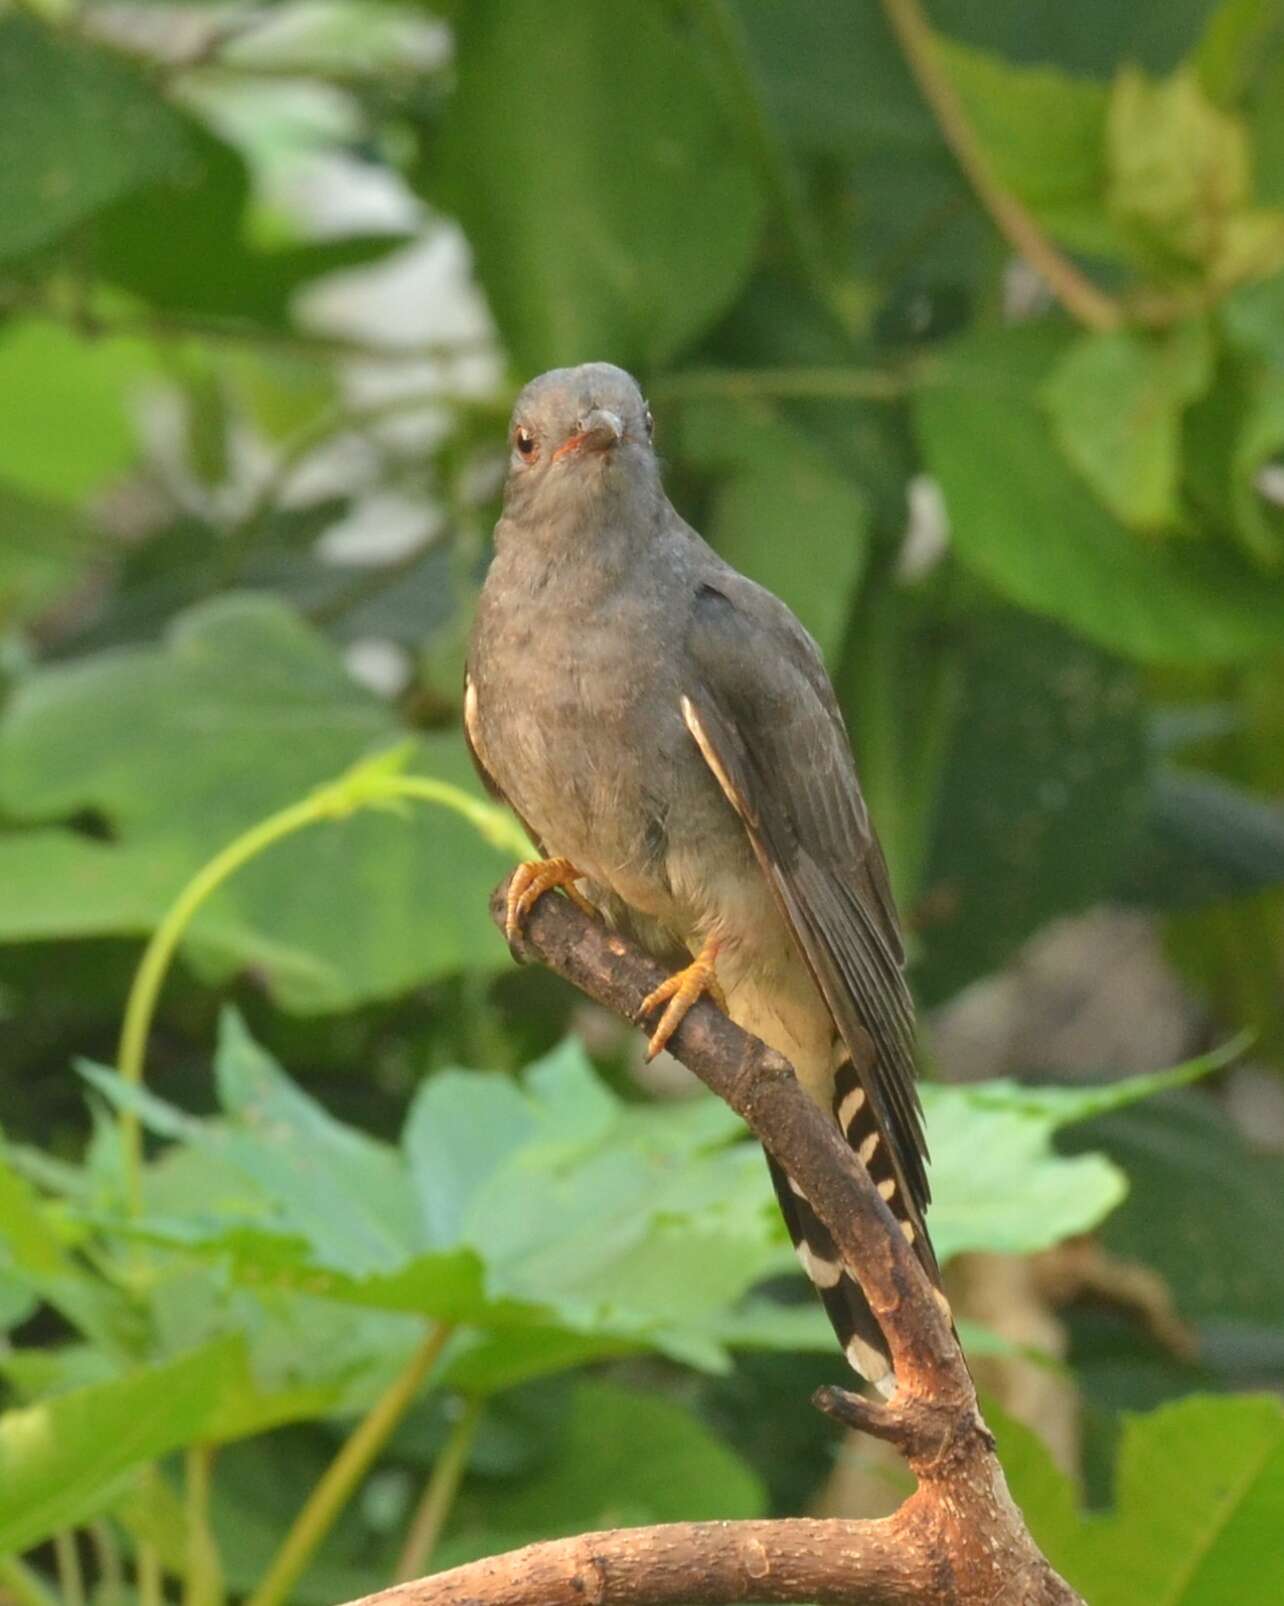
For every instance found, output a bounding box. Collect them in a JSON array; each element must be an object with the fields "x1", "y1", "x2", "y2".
[{"x1": 1, "y1": 0, "x2": 1283, "y2": 1600}]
